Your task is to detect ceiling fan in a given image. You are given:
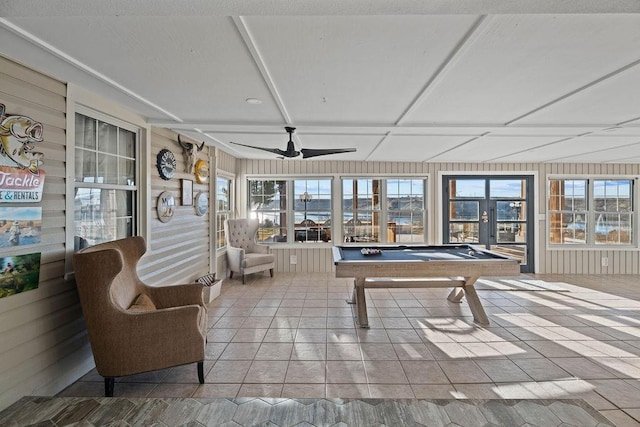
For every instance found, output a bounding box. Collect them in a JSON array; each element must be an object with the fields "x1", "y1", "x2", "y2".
[{"x1": 228, "y1": 126, "x2": 356, "y2": 159}]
